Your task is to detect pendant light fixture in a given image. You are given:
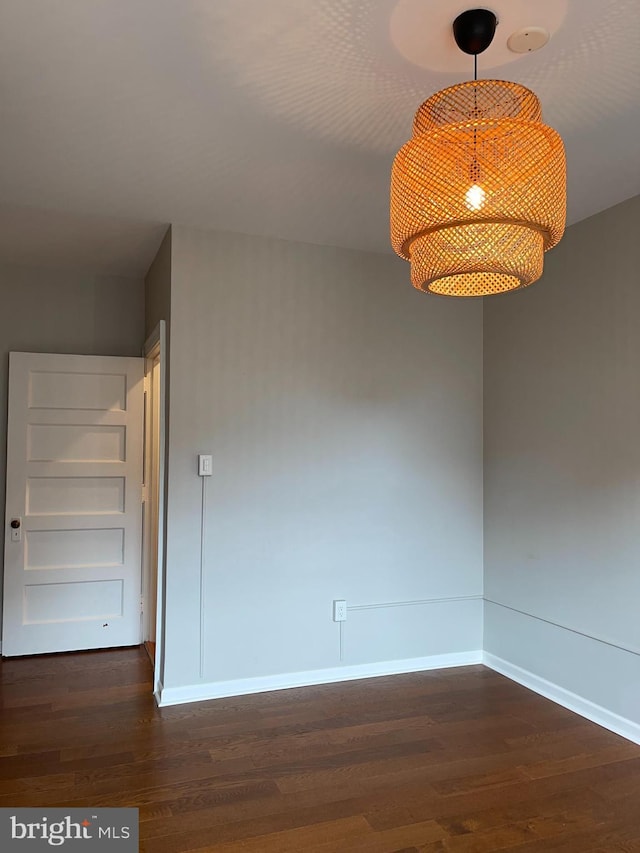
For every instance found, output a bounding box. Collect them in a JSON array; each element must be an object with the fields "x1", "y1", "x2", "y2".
[{"x1": 390, "y1": 8, "x2": 566, "y2": 297}]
